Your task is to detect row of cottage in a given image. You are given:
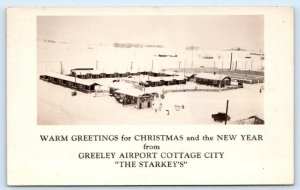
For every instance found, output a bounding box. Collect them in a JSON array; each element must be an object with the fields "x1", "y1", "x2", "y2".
[
  {"x1": 128, "y1": 77, "x2": 187, "y2": 87},
  {"x1": 39, "y1": 73, "x2": 188, "y2": 95},
  {"x1": 70, "y1": 68, "x2": 176, "y2": 79},
  {"x1": 69, "y1": 68, "x2": 232, "y2": 87},
  {"x1": 39, "y1": 73, "x2": 155, "y2": 109},
  {"x1": 40, "y1": 72, "x2": 232, "y2": 93},
  {"x1": 39, "y1": 71, "x2": 233, "y2": 109}
]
